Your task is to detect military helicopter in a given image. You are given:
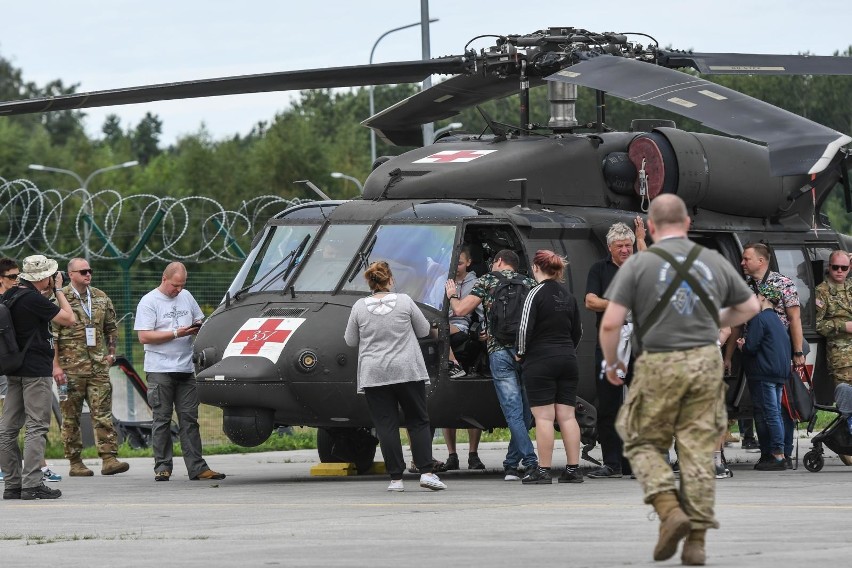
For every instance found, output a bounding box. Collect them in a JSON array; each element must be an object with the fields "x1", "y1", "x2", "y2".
[{"x1": 3, "y1": 27, "x2": 851, "y2": 472}]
